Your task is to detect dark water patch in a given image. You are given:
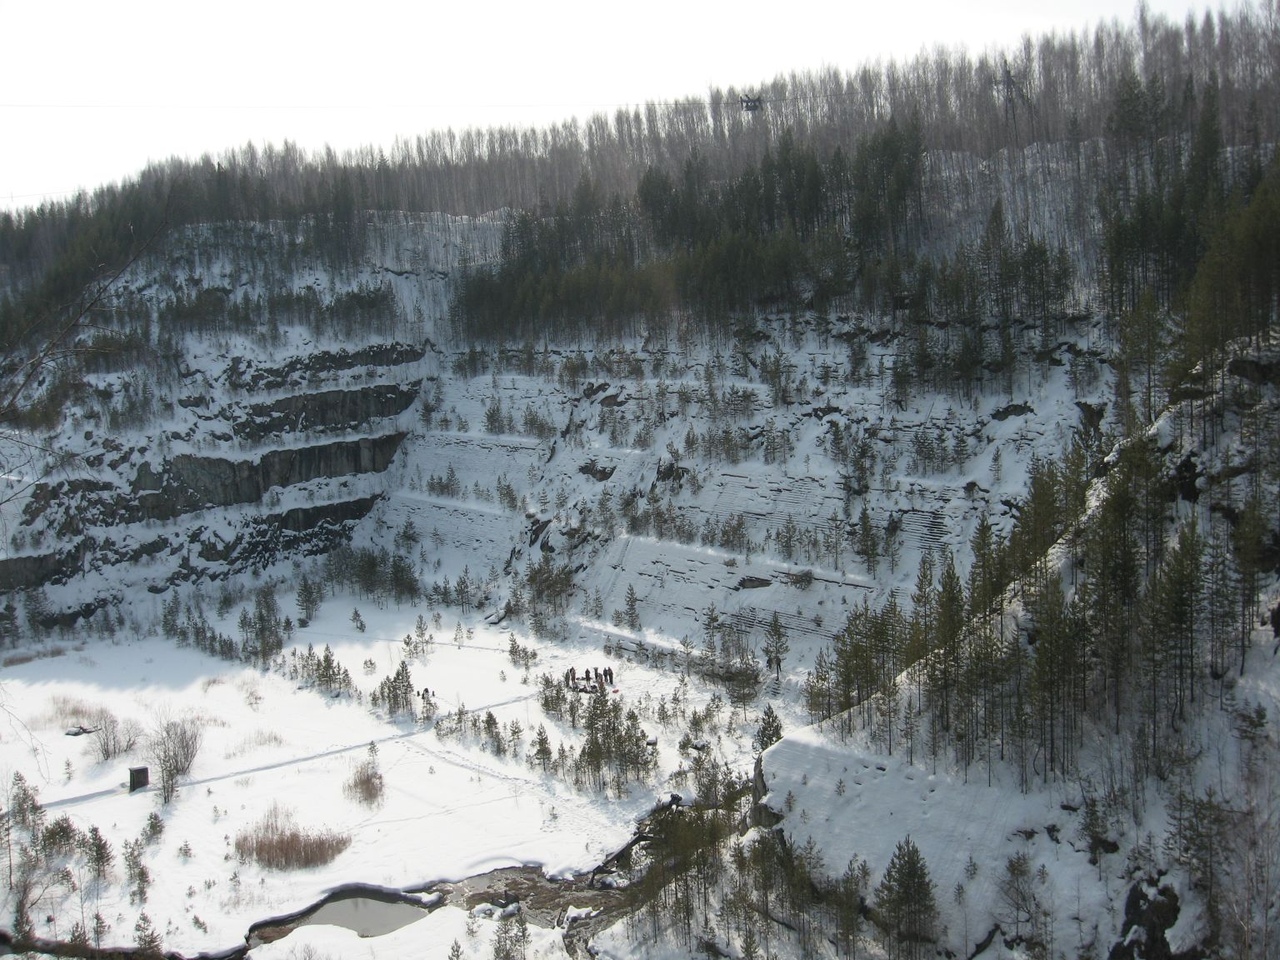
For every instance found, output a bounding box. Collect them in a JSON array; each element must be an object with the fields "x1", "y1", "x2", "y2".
[
  {"x1": 248, "y1": 884, "x2": 440, "y2": 946},
  {"x1": 295, "y1": 894, "x2": 434, "y2": 937}
]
